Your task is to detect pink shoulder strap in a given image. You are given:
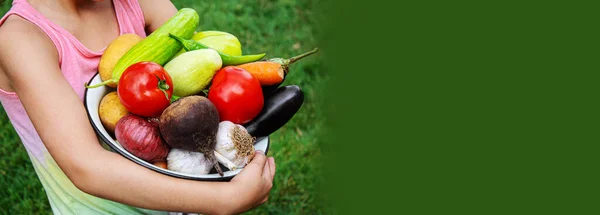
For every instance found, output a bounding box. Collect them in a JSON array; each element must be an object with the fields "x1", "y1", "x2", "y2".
[{"x1": 115, "y1": 0, "x2": 146, "y2": 29}]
